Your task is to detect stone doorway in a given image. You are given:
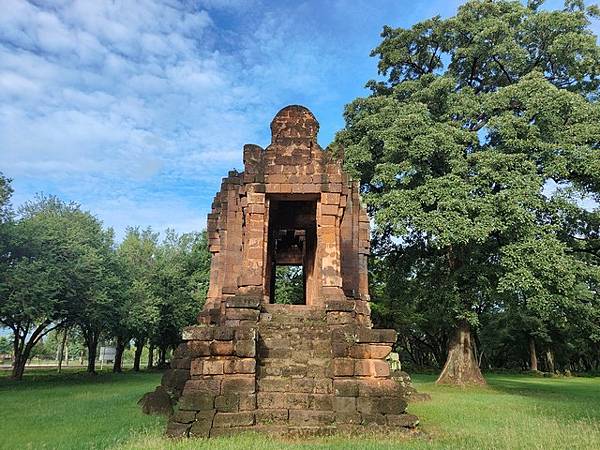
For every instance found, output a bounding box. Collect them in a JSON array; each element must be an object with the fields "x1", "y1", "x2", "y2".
[{"x1": 266, "y1": 195, "x2": 318, "y2": 306}]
